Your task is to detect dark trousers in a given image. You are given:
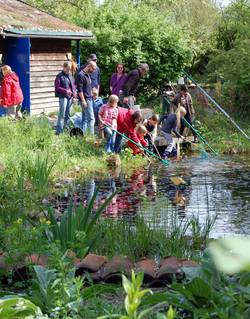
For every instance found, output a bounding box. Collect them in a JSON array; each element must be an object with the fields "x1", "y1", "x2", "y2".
[
  {"x1": 180, "y1": 113, "x2": 197, "y2": 137},
  {"x1": 114, "y1": 133, "x2": 123, "y2": 153},
  {"x1": 144, "y1": 134, "x2": 153, "y2": 152}
]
